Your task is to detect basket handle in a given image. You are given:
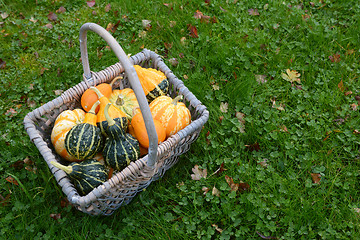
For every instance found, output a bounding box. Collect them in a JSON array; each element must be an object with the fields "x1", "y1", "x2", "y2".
[{"x1": 79, "y1": 22, "x2": 158, "y2": 168}]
